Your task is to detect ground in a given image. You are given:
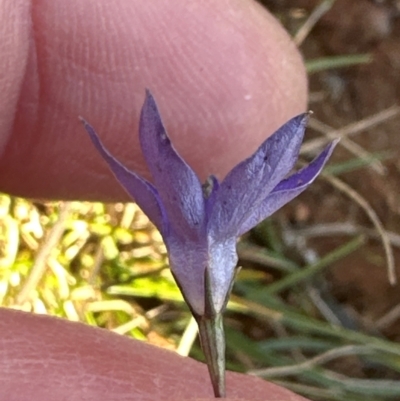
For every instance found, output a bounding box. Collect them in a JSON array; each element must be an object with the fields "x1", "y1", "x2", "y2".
[{"x1": 252, "y1": 0, "x2": 400, "y2": 390}]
